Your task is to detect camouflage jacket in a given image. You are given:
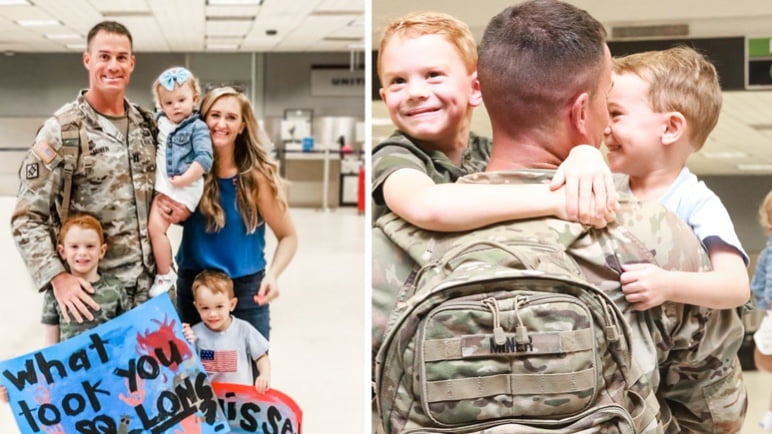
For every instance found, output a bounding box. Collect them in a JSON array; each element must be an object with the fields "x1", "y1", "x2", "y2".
[
  {"x1": 41, "y1": 274, "x2": 130, "y2": 341},
  {"x1": 371, "y1": 130, "x2": 491, "y2": 224},
  {"x1": 374, "y1": 169, "x2": 747, "y2": 433},
  {"x1": 11, "y1": 91, "x2": 157, "y2": 304}
]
